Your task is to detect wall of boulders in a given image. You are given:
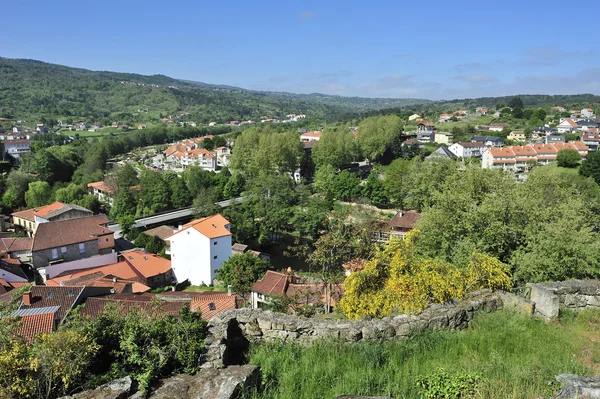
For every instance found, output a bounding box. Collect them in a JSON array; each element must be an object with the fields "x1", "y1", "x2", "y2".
[
  {"x1": 527, "y1": 279, "x2": 600, "y2": 320},
  {"x1": 202, "y1": 289, "x2": 505, "y2": 368}
]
